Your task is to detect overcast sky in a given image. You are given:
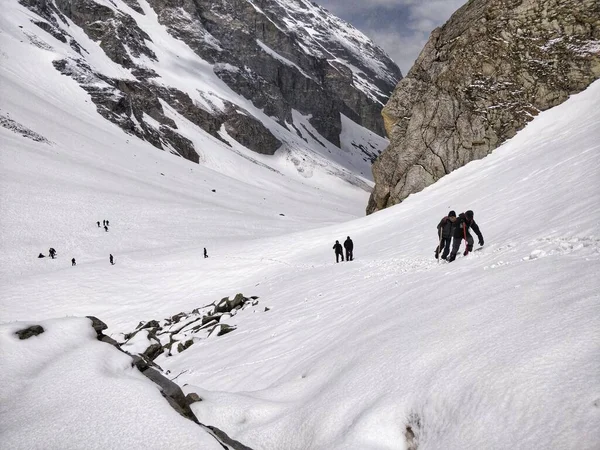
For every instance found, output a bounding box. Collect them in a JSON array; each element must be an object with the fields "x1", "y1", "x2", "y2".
[{"x1": 316, "y1": 0, "x2": 468, "y2": 75}]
